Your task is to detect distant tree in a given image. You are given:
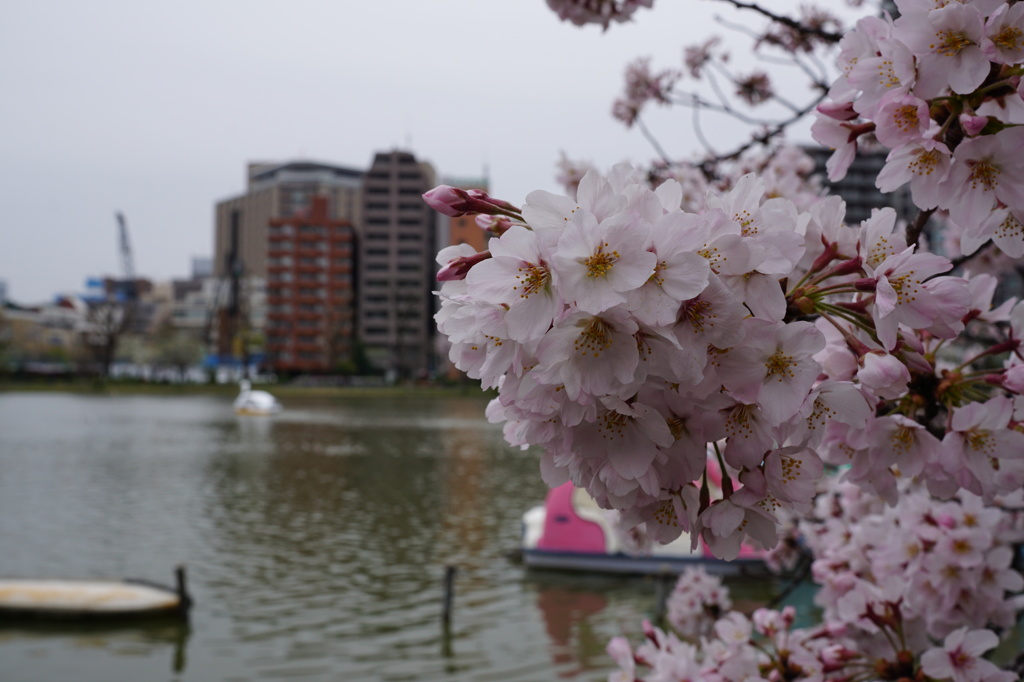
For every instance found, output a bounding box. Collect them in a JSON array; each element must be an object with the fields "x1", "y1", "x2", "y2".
[
  {"x1": 0, "y1": 309, "x2": 11, "y2": 373},
  {"x1": 82, "y1": 299, "x2": 129, "y2": 379},
  {"x1": 151, "y1": 323, "x2": 205, "y2": 381}
]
